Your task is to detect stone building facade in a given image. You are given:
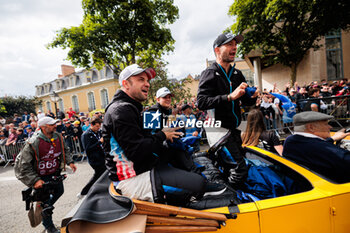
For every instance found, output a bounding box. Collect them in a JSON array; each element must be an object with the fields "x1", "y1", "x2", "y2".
[{"x1": 35, "y1": 65, "x2": 119, "y2": 115}]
